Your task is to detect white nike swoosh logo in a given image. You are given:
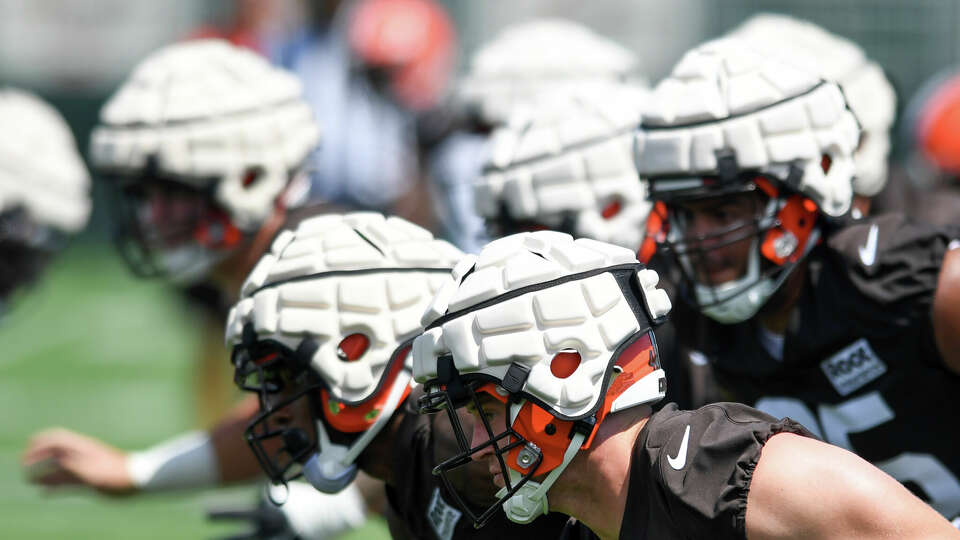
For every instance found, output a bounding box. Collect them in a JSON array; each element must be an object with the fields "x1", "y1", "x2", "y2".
[
  {"x1": 667, "y1": 425, "x2": 691, "y2": 470},
  {"x1": 858, "y1": 224, "x2": 879, "y2": 266}
]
